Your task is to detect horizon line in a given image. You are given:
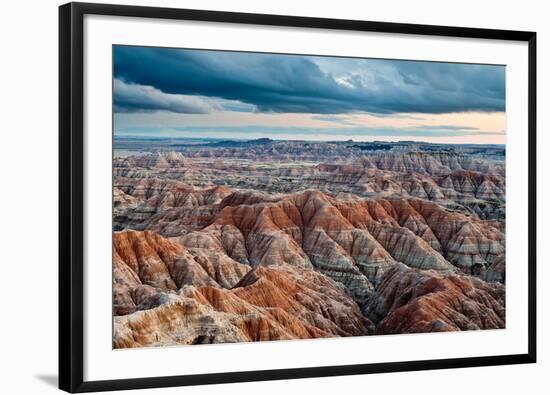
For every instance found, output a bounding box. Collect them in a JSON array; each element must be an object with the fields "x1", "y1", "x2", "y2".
[{"x1": 113, "y1": 135, "x2": 505, "y2": 147}]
